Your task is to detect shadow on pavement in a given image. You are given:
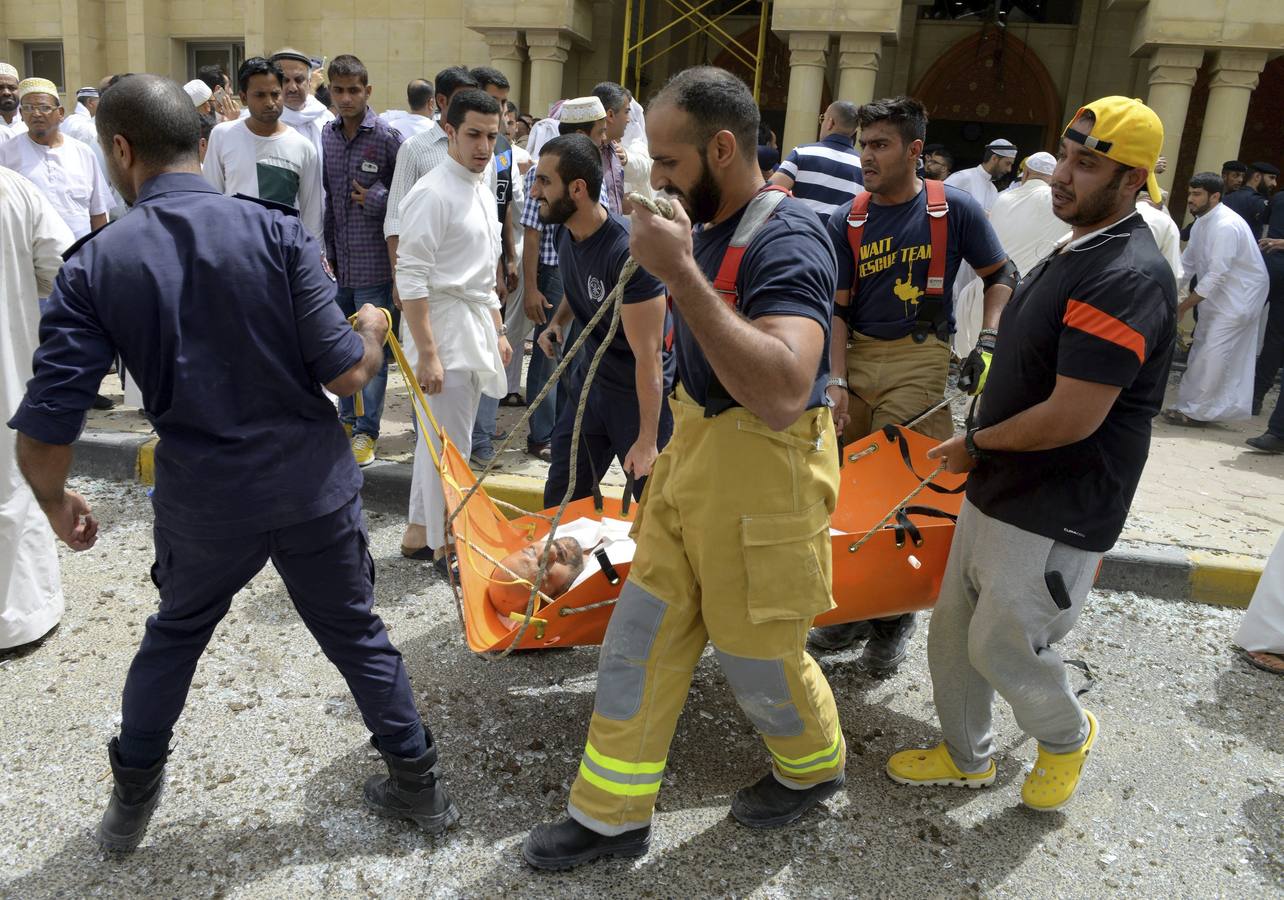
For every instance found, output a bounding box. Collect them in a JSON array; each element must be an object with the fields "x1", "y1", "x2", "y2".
[
  {"x1": 1185, "y1": 663, "x2": 1284, "y2": 753},
  {"x1": 1242, "y1": 791, "x2": 1284, "y2": 888}
]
